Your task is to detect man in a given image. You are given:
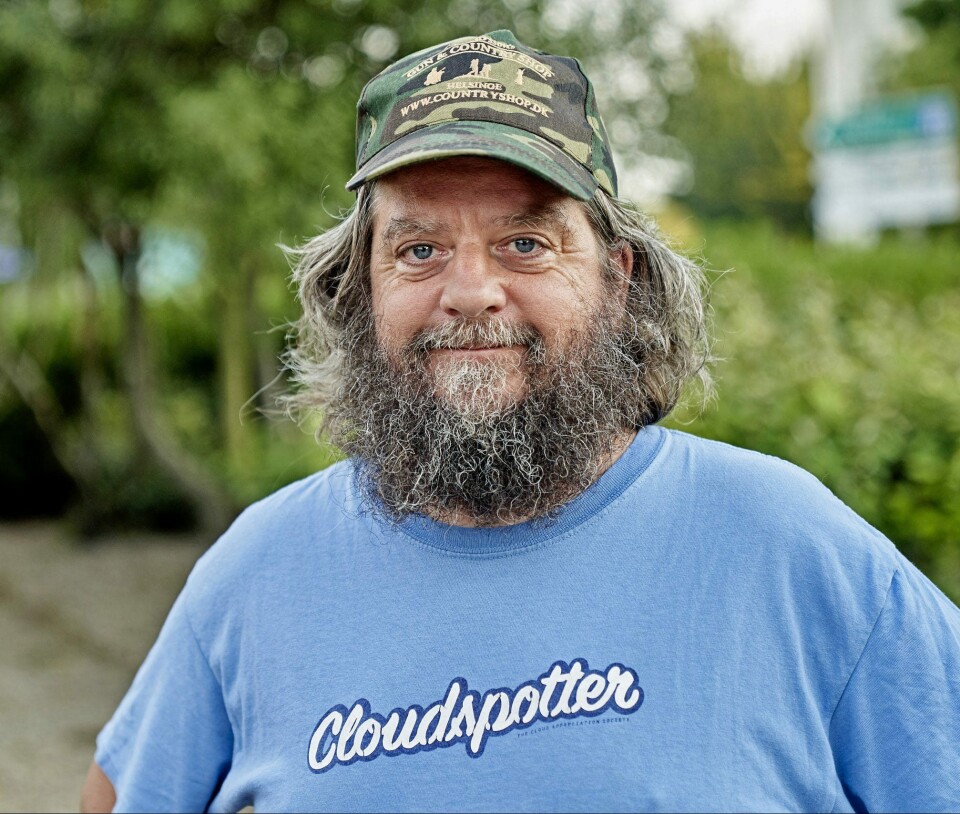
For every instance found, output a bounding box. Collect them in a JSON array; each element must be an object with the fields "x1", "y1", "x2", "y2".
[{"x1": 83, "y1": 30, "x2": 960, "y2": 812}]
